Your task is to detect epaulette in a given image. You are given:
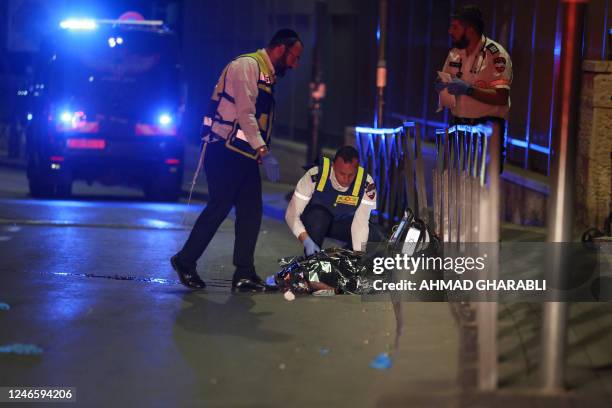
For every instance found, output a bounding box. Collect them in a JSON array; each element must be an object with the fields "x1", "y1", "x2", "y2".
[{"x1": 486, "y1": 42, "x2": 500, "y2": 55}]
